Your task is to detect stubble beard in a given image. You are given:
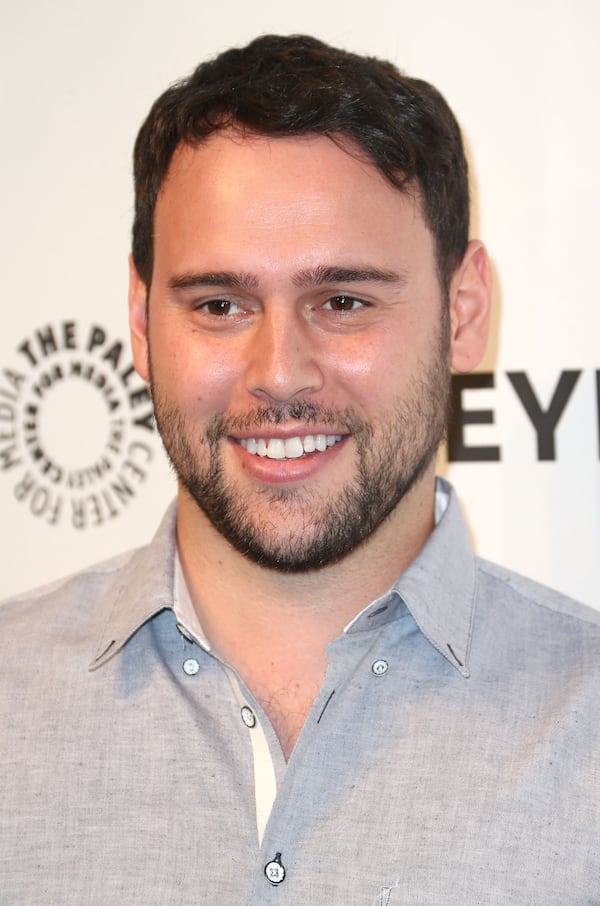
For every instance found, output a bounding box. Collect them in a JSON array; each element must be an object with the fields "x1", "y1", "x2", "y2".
[{"x1": 149, "y1": 320, "x2": 450, "y2": 573}]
